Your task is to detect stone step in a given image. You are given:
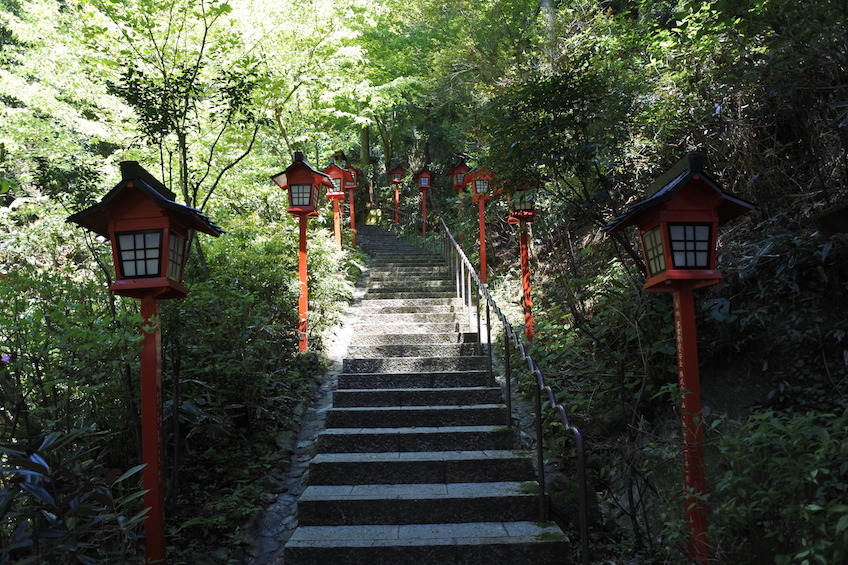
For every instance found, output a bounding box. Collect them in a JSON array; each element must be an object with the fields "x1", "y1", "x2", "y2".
[
  {"x1": 337, "y1": 371, "x2": 490, "y2": 390},
  {"x1": 316, "y1": 425, "x2": 518, "y2": 453},
  {"x1": 367, "y1": 279, "x2": 454, "y2": 290},
  {"x1": 325, "y1": 404, "x2": 507, "y2": 428},
  {"x1": 355, "y1": 304, "x2": 458, "y2": 314},
  {"x1": 297, "y1": 482, "x2": 539, "y2": 526},
  {"x1": 332, "y1": 387, "x2": 502, "y2": 408},
  {"x1": 362, "y1": 294, "x2": 461, "y2": 302},
  {"x1": 308, "y1": 450, "x2": 534, "y2": 486},
  {"x1": 367, "y1": 257, "x2": 447, "y2": 266},
  {"x1": 284, "y1": 521, "x2": 569, "y2": 565},
  {"x1": 365, "y1": 268, "x2": 451, "y2": 279},
  {"x1": 354, "y1": 312, "x2": 463, "y2": 325},
  {"x1": 346, "y1": 343, "x2": 480, "y2": 358},
  {"x1": 351, "y1": 322, "x2": 464, "y2": 335},
  {"x1": 356, "y1": 297, "x2": 463, "y2": 308},
  {"x1": 342, "y1": 356, "x2": 487, "y2": 374},
  {"x1": 349, "y1": 333, "x2": 478, "y2": 346}
]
